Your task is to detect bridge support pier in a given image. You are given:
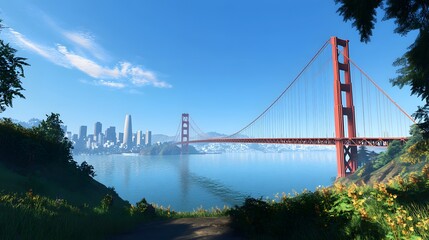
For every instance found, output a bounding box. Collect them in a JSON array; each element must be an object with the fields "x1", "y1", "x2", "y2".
[
  {"x1": 331, "y1": 36, "x2": 358, "y2": 178},
  {"x1": 181, "y1": 113, "x2": 189, "y2": 154}
]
